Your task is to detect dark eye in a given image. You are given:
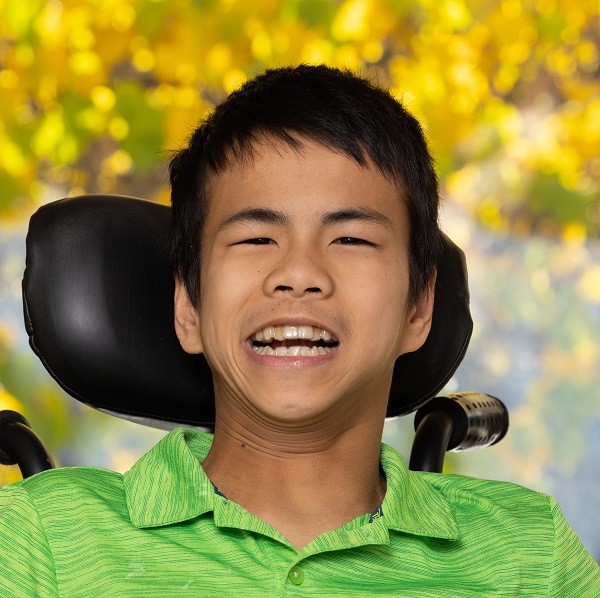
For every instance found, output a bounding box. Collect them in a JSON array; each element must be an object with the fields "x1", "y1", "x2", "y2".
[
  {"x1": 334, "y1": 237, "x2": 373, "y2": 246},
  {"x1": 239, "y1": 238, "x2": 274, "y2": 245}
]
